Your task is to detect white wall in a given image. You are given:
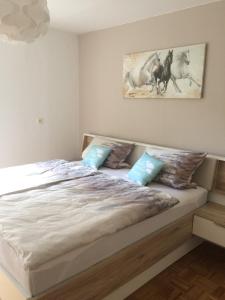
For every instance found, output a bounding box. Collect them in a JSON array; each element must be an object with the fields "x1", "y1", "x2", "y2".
[
  {"x1": 79, "y1": 1, "x2": 225, "y2": 156},
  {"x1": 0, "y1": 29, "x2": 79, "y2": 168}
]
